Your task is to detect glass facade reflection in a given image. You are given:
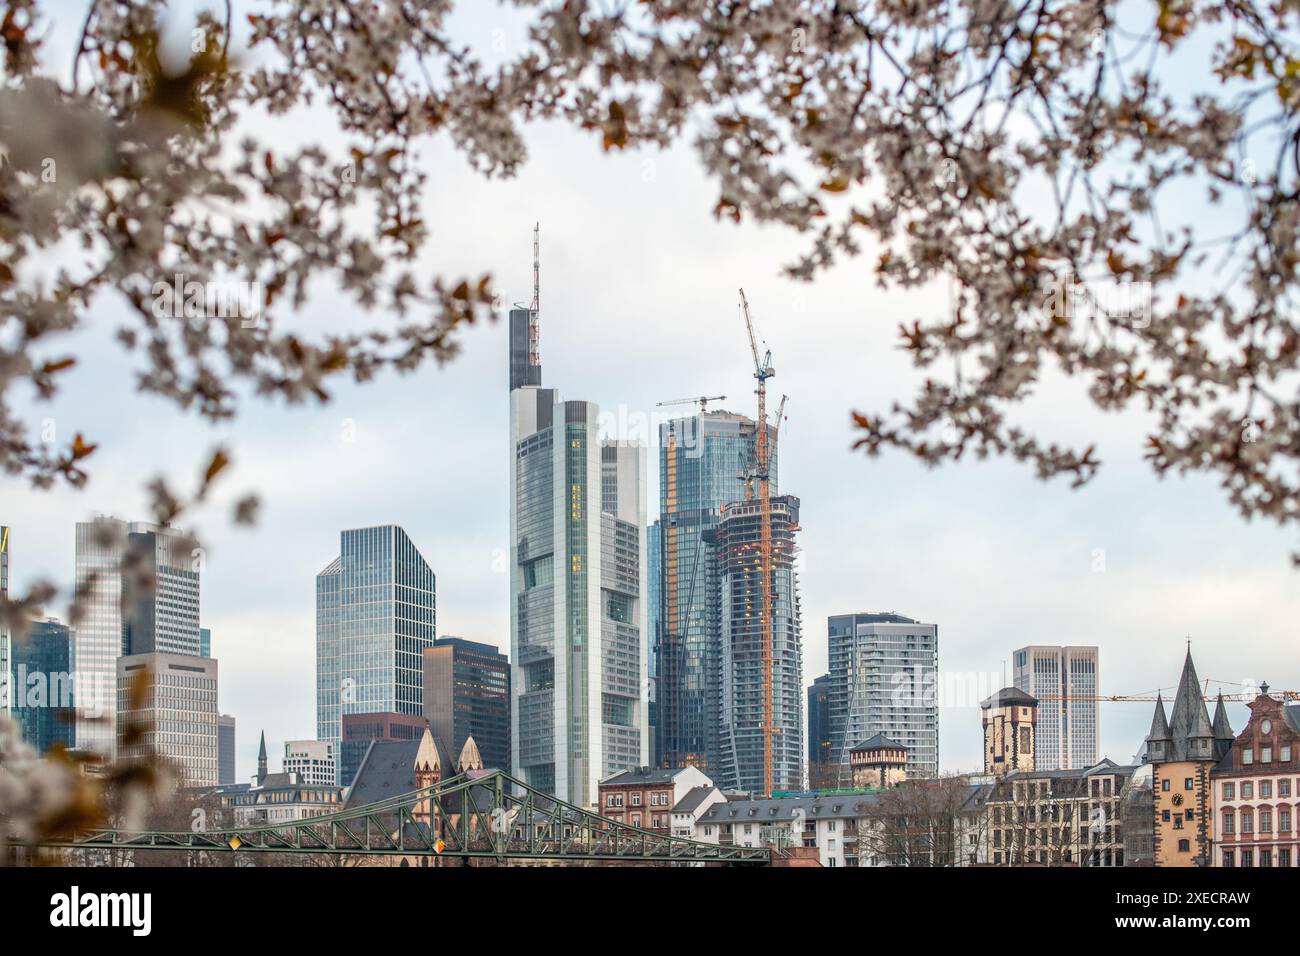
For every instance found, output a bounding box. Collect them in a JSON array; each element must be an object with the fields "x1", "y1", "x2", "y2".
[{"x1": 316, "y1": 525, "x2": 436, "y2": 777}]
